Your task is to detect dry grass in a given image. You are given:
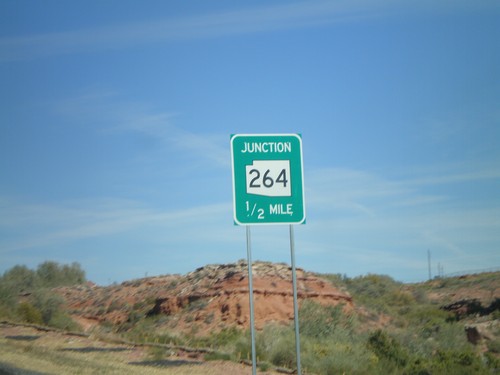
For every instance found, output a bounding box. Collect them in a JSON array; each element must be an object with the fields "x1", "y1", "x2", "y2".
[{"x1": 0, "y1": 323, "x2": 271, "y2": 375}]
